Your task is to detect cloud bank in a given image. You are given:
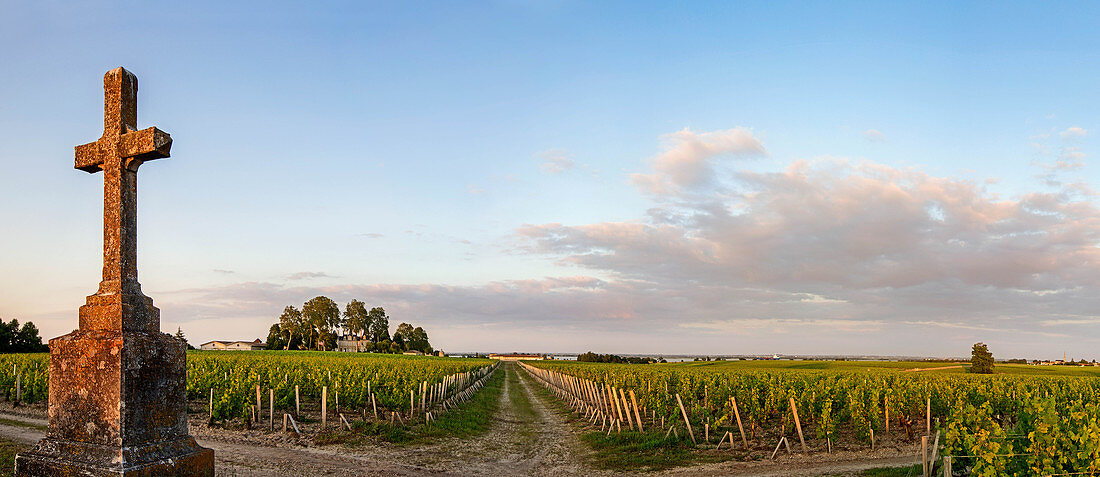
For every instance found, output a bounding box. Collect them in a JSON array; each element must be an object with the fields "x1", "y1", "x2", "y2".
[{"x1": 146, "y1": 128, "x2": 1100, "y2": 358}]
